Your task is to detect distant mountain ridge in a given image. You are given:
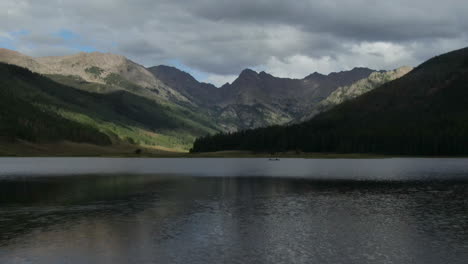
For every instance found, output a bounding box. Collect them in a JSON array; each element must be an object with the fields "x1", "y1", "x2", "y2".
[
  {"x1": 1, "y1": 48, "x2": 389, "y2": 132},
  {"x1": 150, "y1": 65, "x2": 379, "y2": 130},
  {"x1": 0, "y1": 47, "x2": 414, "y2": 153}
]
